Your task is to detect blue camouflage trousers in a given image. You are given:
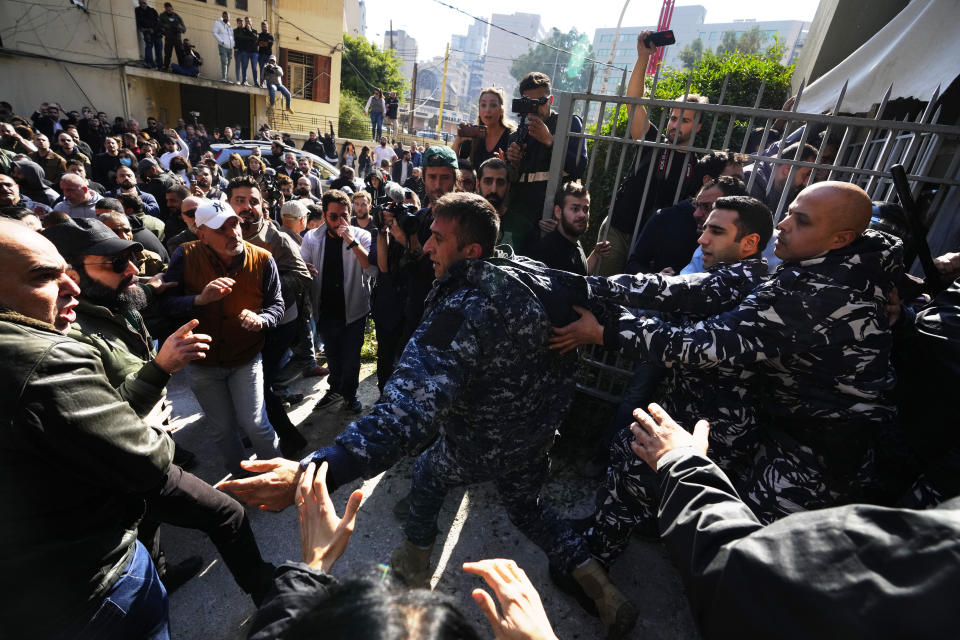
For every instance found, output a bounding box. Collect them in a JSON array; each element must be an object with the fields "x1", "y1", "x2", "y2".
[
  {"x1": 586, "y1": 425, "x2": 660, "y2": 565},
  {"x1": 404, "y1": 439, "x2": 590, "y2": 574}
]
